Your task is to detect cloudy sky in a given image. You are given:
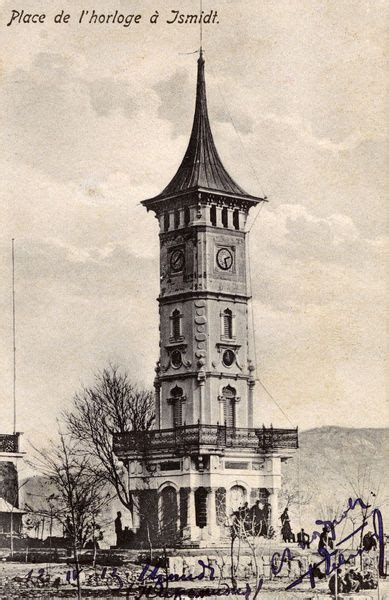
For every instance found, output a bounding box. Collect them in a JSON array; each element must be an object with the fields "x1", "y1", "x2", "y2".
[{"x1": 0, "y1": 0, "x2": 387, "y2": 452}]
